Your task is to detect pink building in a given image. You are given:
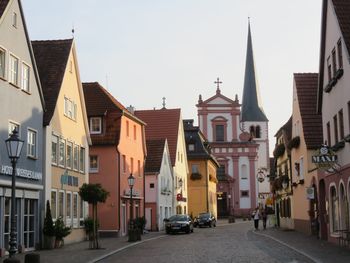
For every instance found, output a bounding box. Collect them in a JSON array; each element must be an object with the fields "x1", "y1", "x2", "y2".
[{"x1": 83, "y1": 82, "x2": 146, "y2": 237}]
